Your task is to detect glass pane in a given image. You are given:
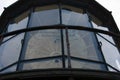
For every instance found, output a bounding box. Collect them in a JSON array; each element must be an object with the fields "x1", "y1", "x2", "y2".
[
  {"x1": 69, "y1": 59, "x2": 106, "y2": 70},
  {"x1": 2, "y1": 35, "x2": 16, "y2": 42},
  {"x1": 0, "y1": 33, "x2": 24, "y2": 69},
  {"x1": 25, "y1": 30, "x2": 62, "y2": 59},
  {"x1": 92, "y1": 21, "x2": 120, "y2": 71},
  {"x1": 0, "y1": 65, "x2": 17, "y2": 73},
  {"x1": 29, "y1": 5, "x2": 60, "y2": 27},
  {"x1": 64, "y1": 30, "x2": 103, "y2": 61},
  {"x1": 7, "y1": 11, "x2": 29, "y2": 32},
  {"x1": 62, "y1": 5, "x2": 90, "y2": 27},
  {"x1": 92, "y1": 21, "x2": 109, "y2": 31},
  {"x1": 97, "y1": 33, "x2": 120, "y2": 71},
  {"x1": 23, "y1": 58, "x2": 62, "y2": 70}
]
